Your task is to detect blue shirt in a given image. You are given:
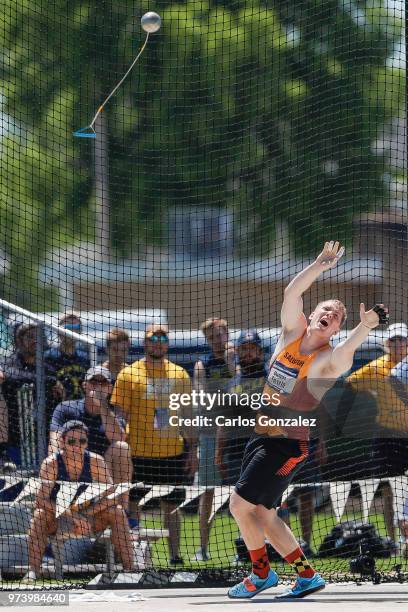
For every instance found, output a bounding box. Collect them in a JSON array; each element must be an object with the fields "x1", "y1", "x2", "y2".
[{"x1": 50, "y1": 399, "x2": 116, "y2": 455}]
